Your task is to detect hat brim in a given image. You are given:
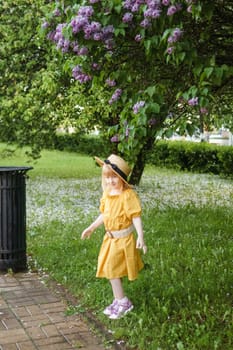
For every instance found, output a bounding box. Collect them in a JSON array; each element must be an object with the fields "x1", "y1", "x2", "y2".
[{"x1": 94, "y1": 156, "x2": 131, "y2": 187}]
